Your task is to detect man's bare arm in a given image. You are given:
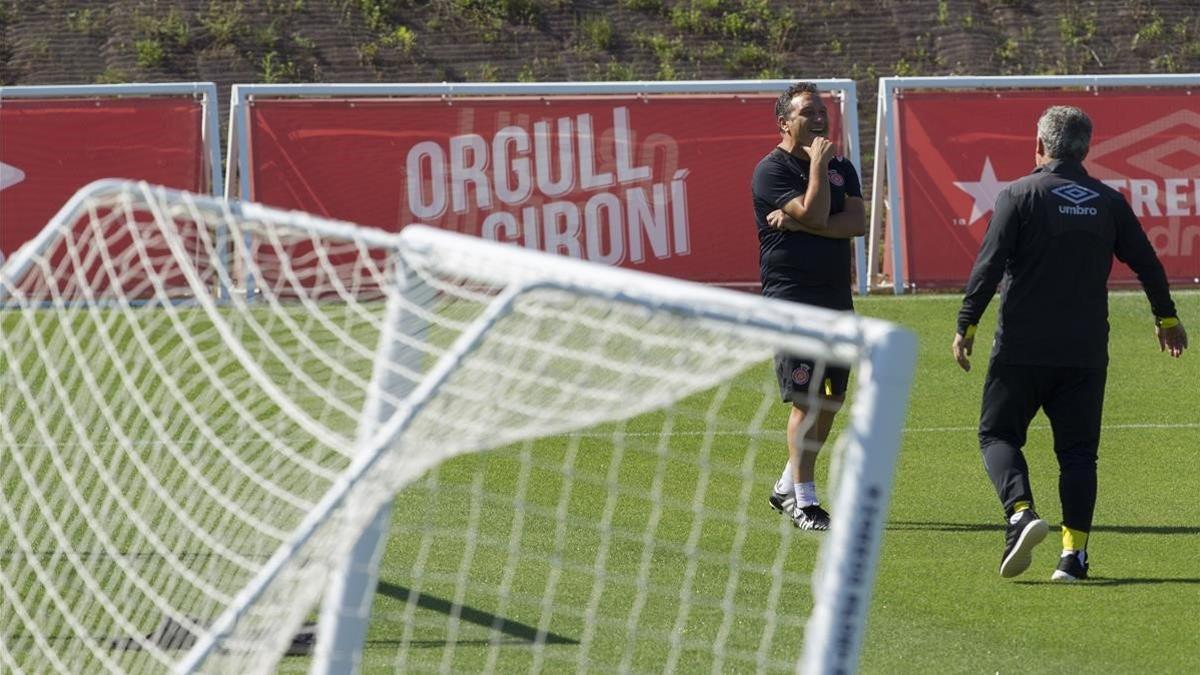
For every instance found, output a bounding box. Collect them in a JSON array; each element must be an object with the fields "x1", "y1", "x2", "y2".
[
  {"x1": 768, "y1": 197, "x2": 866, "y2": 239},
  {"x1": 776, "y1": 137, "x2": 835, "y2": 227}
]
